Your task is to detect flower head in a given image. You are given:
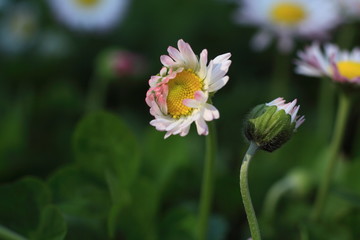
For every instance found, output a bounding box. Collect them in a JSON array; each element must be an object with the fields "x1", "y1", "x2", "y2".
[
  {"x1": 244, "y1": 98, "x2": 304, "y2": 152},
  {"x1": 146, "y1": 39, "x2": 231, "y2": 139},
  {"x1": 96, "y1": 49, "x2": 147, "y2": 79},
  {"x1": 48, "y1": 0, "x2": 129, "y2": 31},
  {"x1": 234, "y1": 0, "x2": 340, "y2": 53},
  {"x1": 295, "y1": 43, "x2": 360, "y2": 86}
]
